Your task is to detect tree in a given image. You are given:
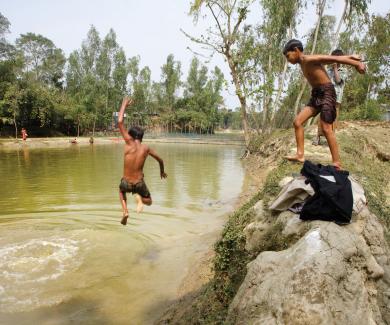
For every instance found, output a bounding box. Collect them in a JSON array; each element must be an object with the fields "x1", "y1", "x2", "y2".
[
  {"x1": 186, "y1": 0, "x2": 254, "y2": 146},
  {"x1": 16, "y1": 33, "x2": 65, "y2": 86},
  {"x1": 0, "y1": 12, "x2": 14, "y2": 60},
  {"x1": 340, "y1": 11, "x2": 390, "y2": 120},
  {"x1": 161, "y1": 54, "x2": 181, "y2": 111},
  {"x1": 0, "y1": 84, "x2": 24, "y2": 138},
  {"x1": 255, "y1": 0, "x2": 304, "y2": 129}
]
